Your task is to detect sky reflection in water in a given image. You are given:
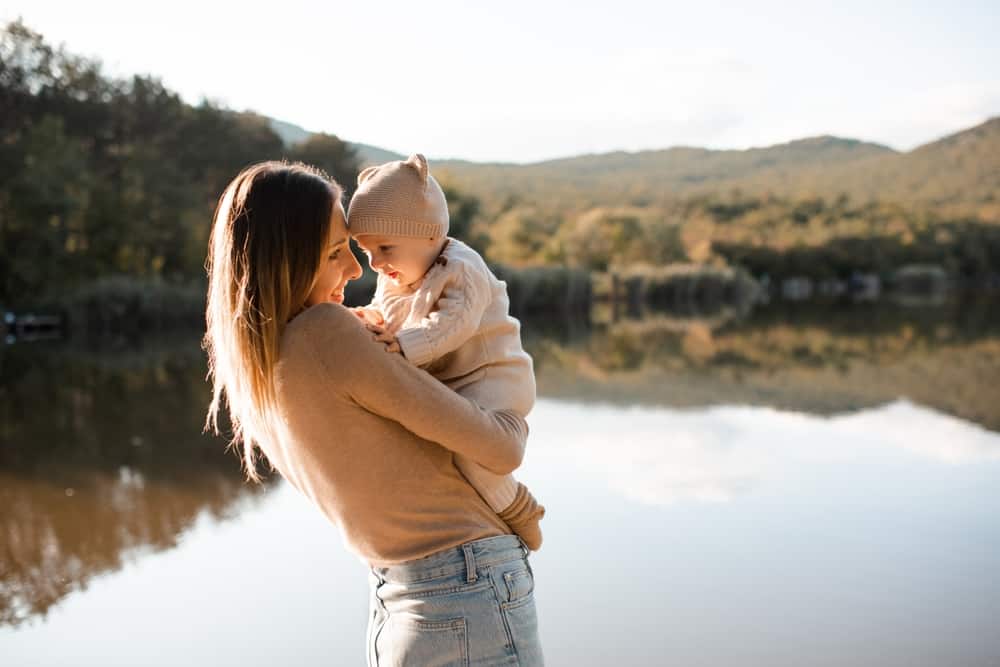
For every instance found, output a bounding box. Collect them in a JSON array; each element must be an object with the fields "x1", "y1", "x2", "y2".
[{"x1": 3, "y1": 397, "x2": 999, "y2": 667}]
